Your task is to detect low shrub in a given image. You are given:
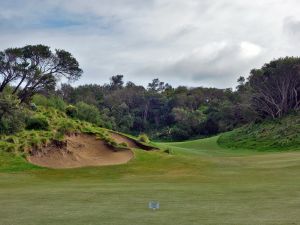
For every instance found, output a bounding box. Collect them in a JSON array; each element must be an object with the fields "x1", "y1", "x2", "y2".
[
  {"x1": 0, "y1": 93, "x2": 27, "y2": 135},
  {"x1": 170, "y1": 127, "x2": 190, "y2": 141},
  {"x1": 119, "y1": 142, "x2": 128, "y2": 148},
  {"x1": 32, "y1": 95, "x2": 66, "y2": 111},
  {"x1": 57, "y1": 120, "x2": 77, "y2": 134},
  {"x1": 26, "y1": 116, "x2": 49, "y2": 130},
  {"x1": 163, "y1": 147, "x2": 173, "y2": 154},
  {"x1": 30, "y1": 103, "x2": 37, "y2": 111},
  {"x1": 138, "y1": 133, "x2": 150, "y2": 143},
  {"x1": 106, "y1": 139, "x2": 118, "y2": 148},
  {"x1": 65, "y1": 105, "x2": 78, "y2": 118}
]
